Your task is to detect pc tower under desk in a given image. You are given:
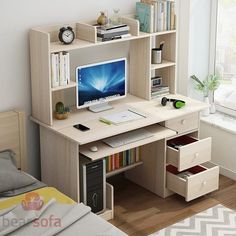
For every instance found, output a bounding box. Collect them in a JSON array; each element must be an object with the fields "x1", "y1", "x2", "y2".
[{"x1": 80, "y1": 155, "x2": 106, "y2": 214}]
